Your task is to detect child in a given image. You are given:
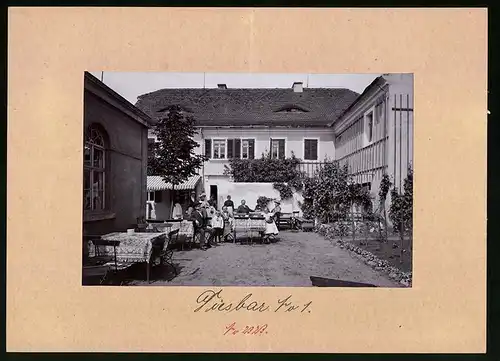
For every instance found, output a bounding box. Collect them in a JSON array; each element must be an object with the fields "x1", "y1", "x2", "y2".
[
  {"x1": 211, "y1": 210, "x2": 224, "y2": 244},
  {"x1": 222, "y1": 206, "x2": 234, "y2": 242}
]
